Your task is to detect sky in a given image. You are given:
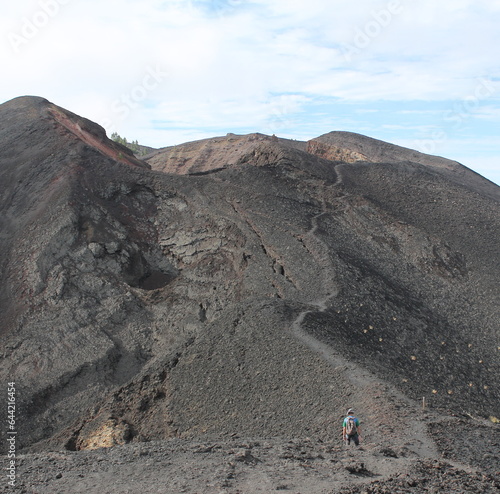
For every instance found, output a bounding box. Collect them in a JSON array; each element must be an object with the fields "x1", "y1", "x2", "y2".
[{"x1": 2, "y1": 0, "x2": 499, "y2": 185}]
